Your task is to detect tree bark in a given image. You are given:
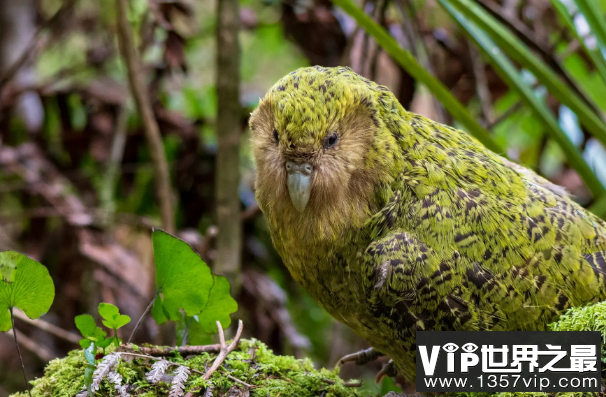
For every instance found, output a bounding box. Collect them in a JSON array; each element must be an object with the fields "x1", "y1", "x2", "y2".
[{"x1": 215, "y1": 0, "x2": 242, "y2": 293}]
